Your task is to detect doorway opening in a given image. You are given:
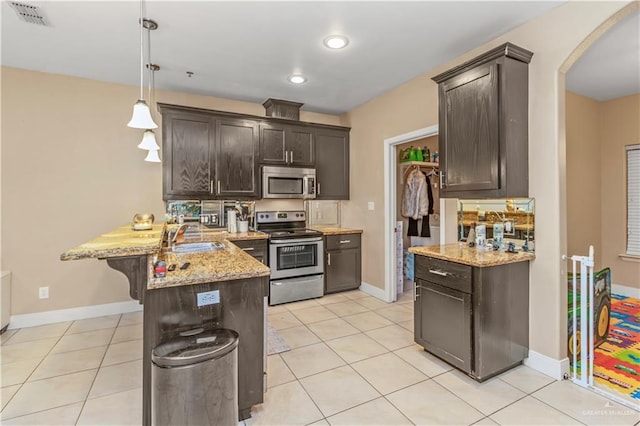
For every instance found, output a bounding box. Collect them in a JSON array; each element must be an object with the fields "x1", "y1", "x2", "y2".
[{"x1": 383, "y1": 125, "x2": 439, "y2": 302}]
